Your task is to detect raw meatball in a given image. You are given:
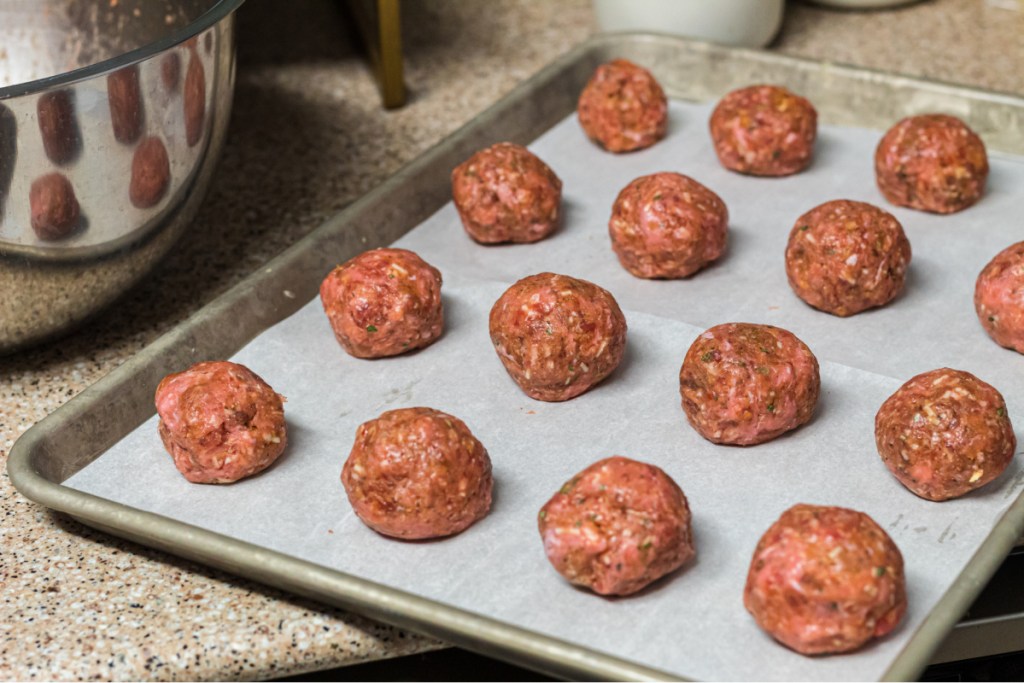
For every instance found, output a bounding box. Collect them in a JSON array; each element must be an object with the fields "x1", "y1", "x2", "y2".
[
  {"x1": 155, "y1": 361, "x2": 287, "y2": 484},
  {"x1": 30, "y1": 173, "x2": 80, "y2": 241},
  {"x1": 875, "y1": 368, "x2": 1015, "y2": 501},
  {"x1": 709, "y1": 84, "x2": 817, "y2": 176},
  {"x1": 577, "y1": 59, "x2": 668, "y2": 153},
  {"x1": 451, "y1": 142, "x2": 562, "y2": 244},
  {"x1": 785, "y1": 199, "x2": 912, "y2": 317},
  {"x1": 875, "y1": 114, "x2": 988, "y2": 214},
  {"x1": 107, "y1": 65, "x2": 143, "y2": 144},
  {"x1": 975, "y1": 242, "x2": 1024, "y2": 354},
  {"x1": 341, "y1": 407, "x2": 493, "y2": 539},
  {"x1": 744, "y1": 504, "x2": 907, "y2": 655},
  {"x1": 489, "y1": 272, "x2": 627, "y2": 402},
  {"x1": 608, "y1": 172, "x2": 728, "y2": 279},
  {"x1": 538, "y1": 456, "x2": 694, "y2": 596},
  {"x1": 680, "y1": 323, "x2": 820, "y2": 446},
  {"x1": 130, "y1": 136, "x2": 171, "y2": 209},
  {"x1": 320, "y1": 247, "x2": 444, "y2": 359}
]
